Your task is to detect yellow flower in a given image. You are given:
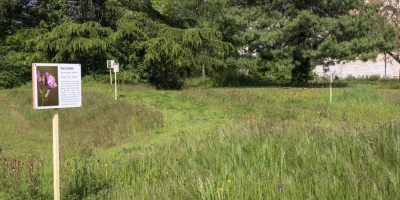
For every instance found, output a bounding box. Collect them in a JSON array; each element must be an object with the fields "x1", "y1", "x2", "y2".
[
  {"x1": 105, "y1": 164, "x2": 108, "y2": 167},
  {"x1": 227, "y1": 179, "x2": 232, "y2": 183},
  {"x1": 317, "y1": 111, "x2": 321, "y2": 115},
  {"x1": 219, "y1": 188, "x2": 223, "y2": 191}
]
